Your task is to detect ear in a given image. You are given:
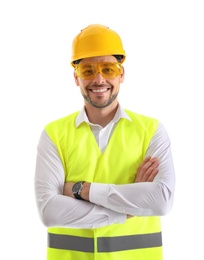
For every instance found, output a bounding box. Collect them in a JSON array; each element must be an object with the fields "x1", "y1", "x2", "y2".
[
  {"x1": 74, "y1": 71, "x2": 80, "y2": 86},
  {"x1": 119, "y1": 66, "x2": 125, "y2": 83}
]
